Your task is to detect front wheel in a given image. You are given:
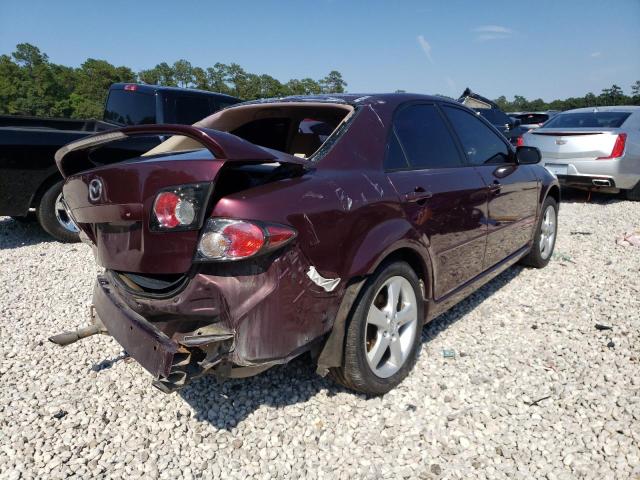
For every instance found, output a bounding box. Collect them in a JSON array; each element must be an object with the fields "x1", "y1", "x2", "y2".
[
  {"x1": 37, "y1": 181, "x2": 80, "y2": 243},
  {"x1": 520, "y1": 196, "x2": 558, "y2": 268},
  {"x1": 330, "y1": 261, "x2": 423, "y2": 395}
]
